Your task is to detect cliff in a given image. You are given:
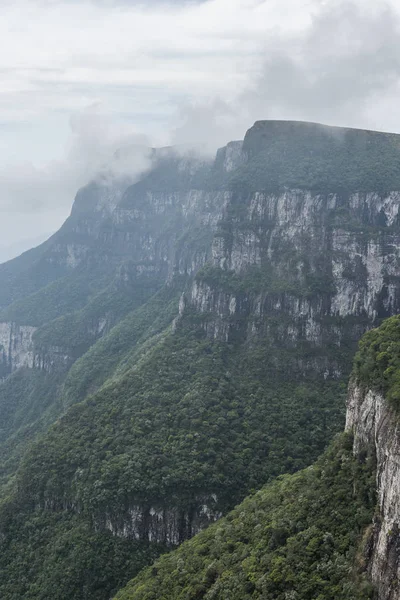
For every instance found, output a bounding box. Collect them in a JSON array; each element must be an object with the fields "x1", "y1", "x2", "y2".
[
  {"x1": 2, "y1": 122, "x2": 400, "y2": 375},
  {"x1": 188, "y1": 189, "x2": 400, "y2": 372},
  {"x1": 1, "y1": 121, "x2": 400, "y2": 599},
  {"x1": 346, "y1": 385, "x2": 400, "y2": 599},
  {"x1": 114, "y1": 431, "x2": 376, "y2": 600},
  {"x1": 344, "y1": 314, "x2": 400, "y2": 599},
  {"x1": 116, "y1": 310, "x2": 400, "y2": 600},
  {"x1": 0, "y1": 322, "x2": 36, "y2": 377}
]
